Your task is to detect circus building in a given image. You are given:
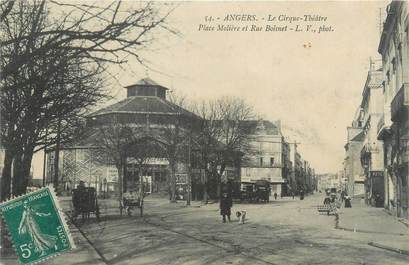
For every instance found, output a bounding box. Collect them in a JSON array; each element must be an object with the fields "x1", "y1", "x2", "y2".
[{"x1": 45, "y1": 78, "x2": 203, "y2": 197}]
